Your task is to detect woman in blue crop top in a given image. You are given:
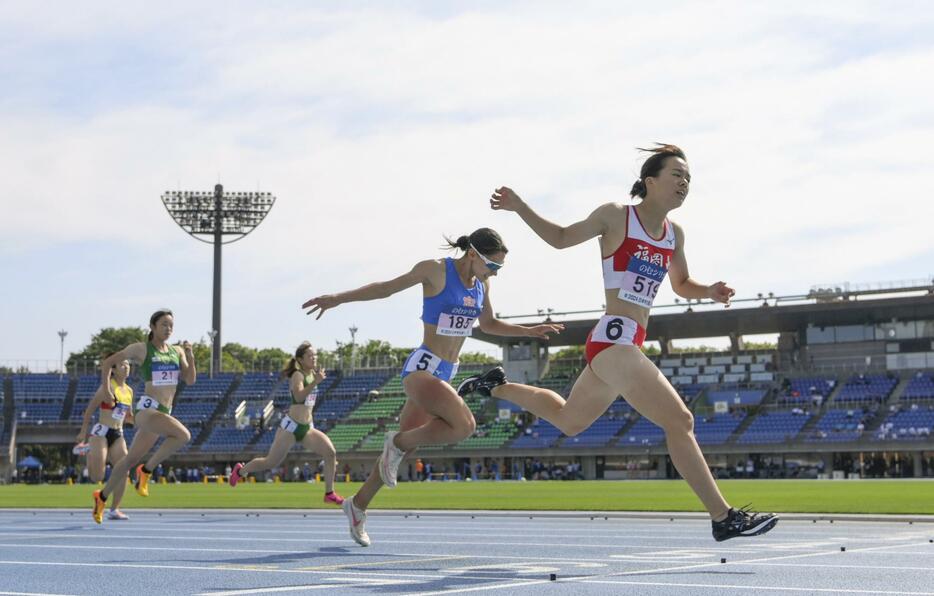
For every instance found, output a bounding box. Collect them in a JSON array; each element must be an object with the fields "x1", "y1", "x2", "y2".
[{"x1": 302, "y1": 227, "x2": 562, "y2": 547}]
